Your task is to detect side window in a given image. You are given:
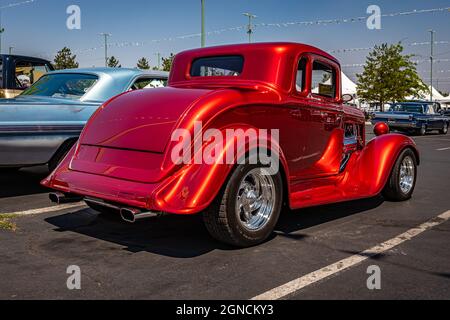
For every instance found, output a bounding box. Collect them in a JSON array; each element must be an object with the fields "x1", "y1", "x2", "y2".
[
  {"x1": 296, "y1": 58, "x2": 307, "y2": 93},
  {"x1": 312, "y1": 61, "x2": 336, "y2": 99},
  {"x1": 131, "y1": 77, "x2": 167, "y2": 90},
  {"x1": 427, "y1": 105, "x2": 436, "y2": 115},
  {"x1": 14, "y1": 60, "x2": 50, "y2": 89}
]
